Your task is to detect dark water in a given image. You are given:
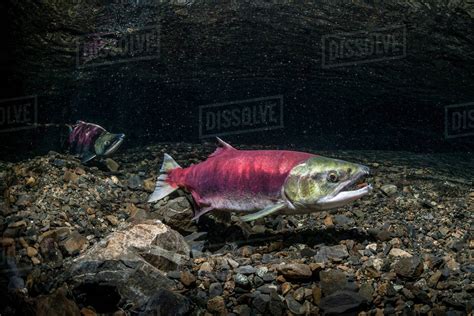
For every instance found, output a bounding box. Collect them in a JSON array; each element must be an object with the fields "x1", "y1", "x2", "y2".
[{"x1": 0, "y1": 0, "x2": 473, "y2": 161}]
